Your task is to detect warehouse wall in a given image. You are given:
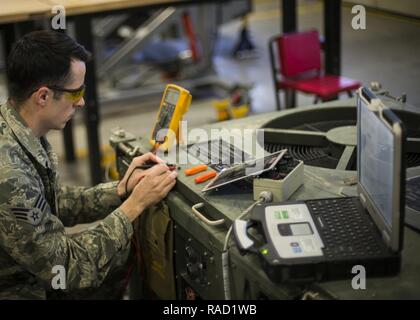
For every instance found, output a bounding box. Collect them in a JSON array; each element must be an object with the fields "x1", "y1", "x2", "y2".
[{"x1": 345, "y1": 0, "x2": 420, "y2": 18}]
